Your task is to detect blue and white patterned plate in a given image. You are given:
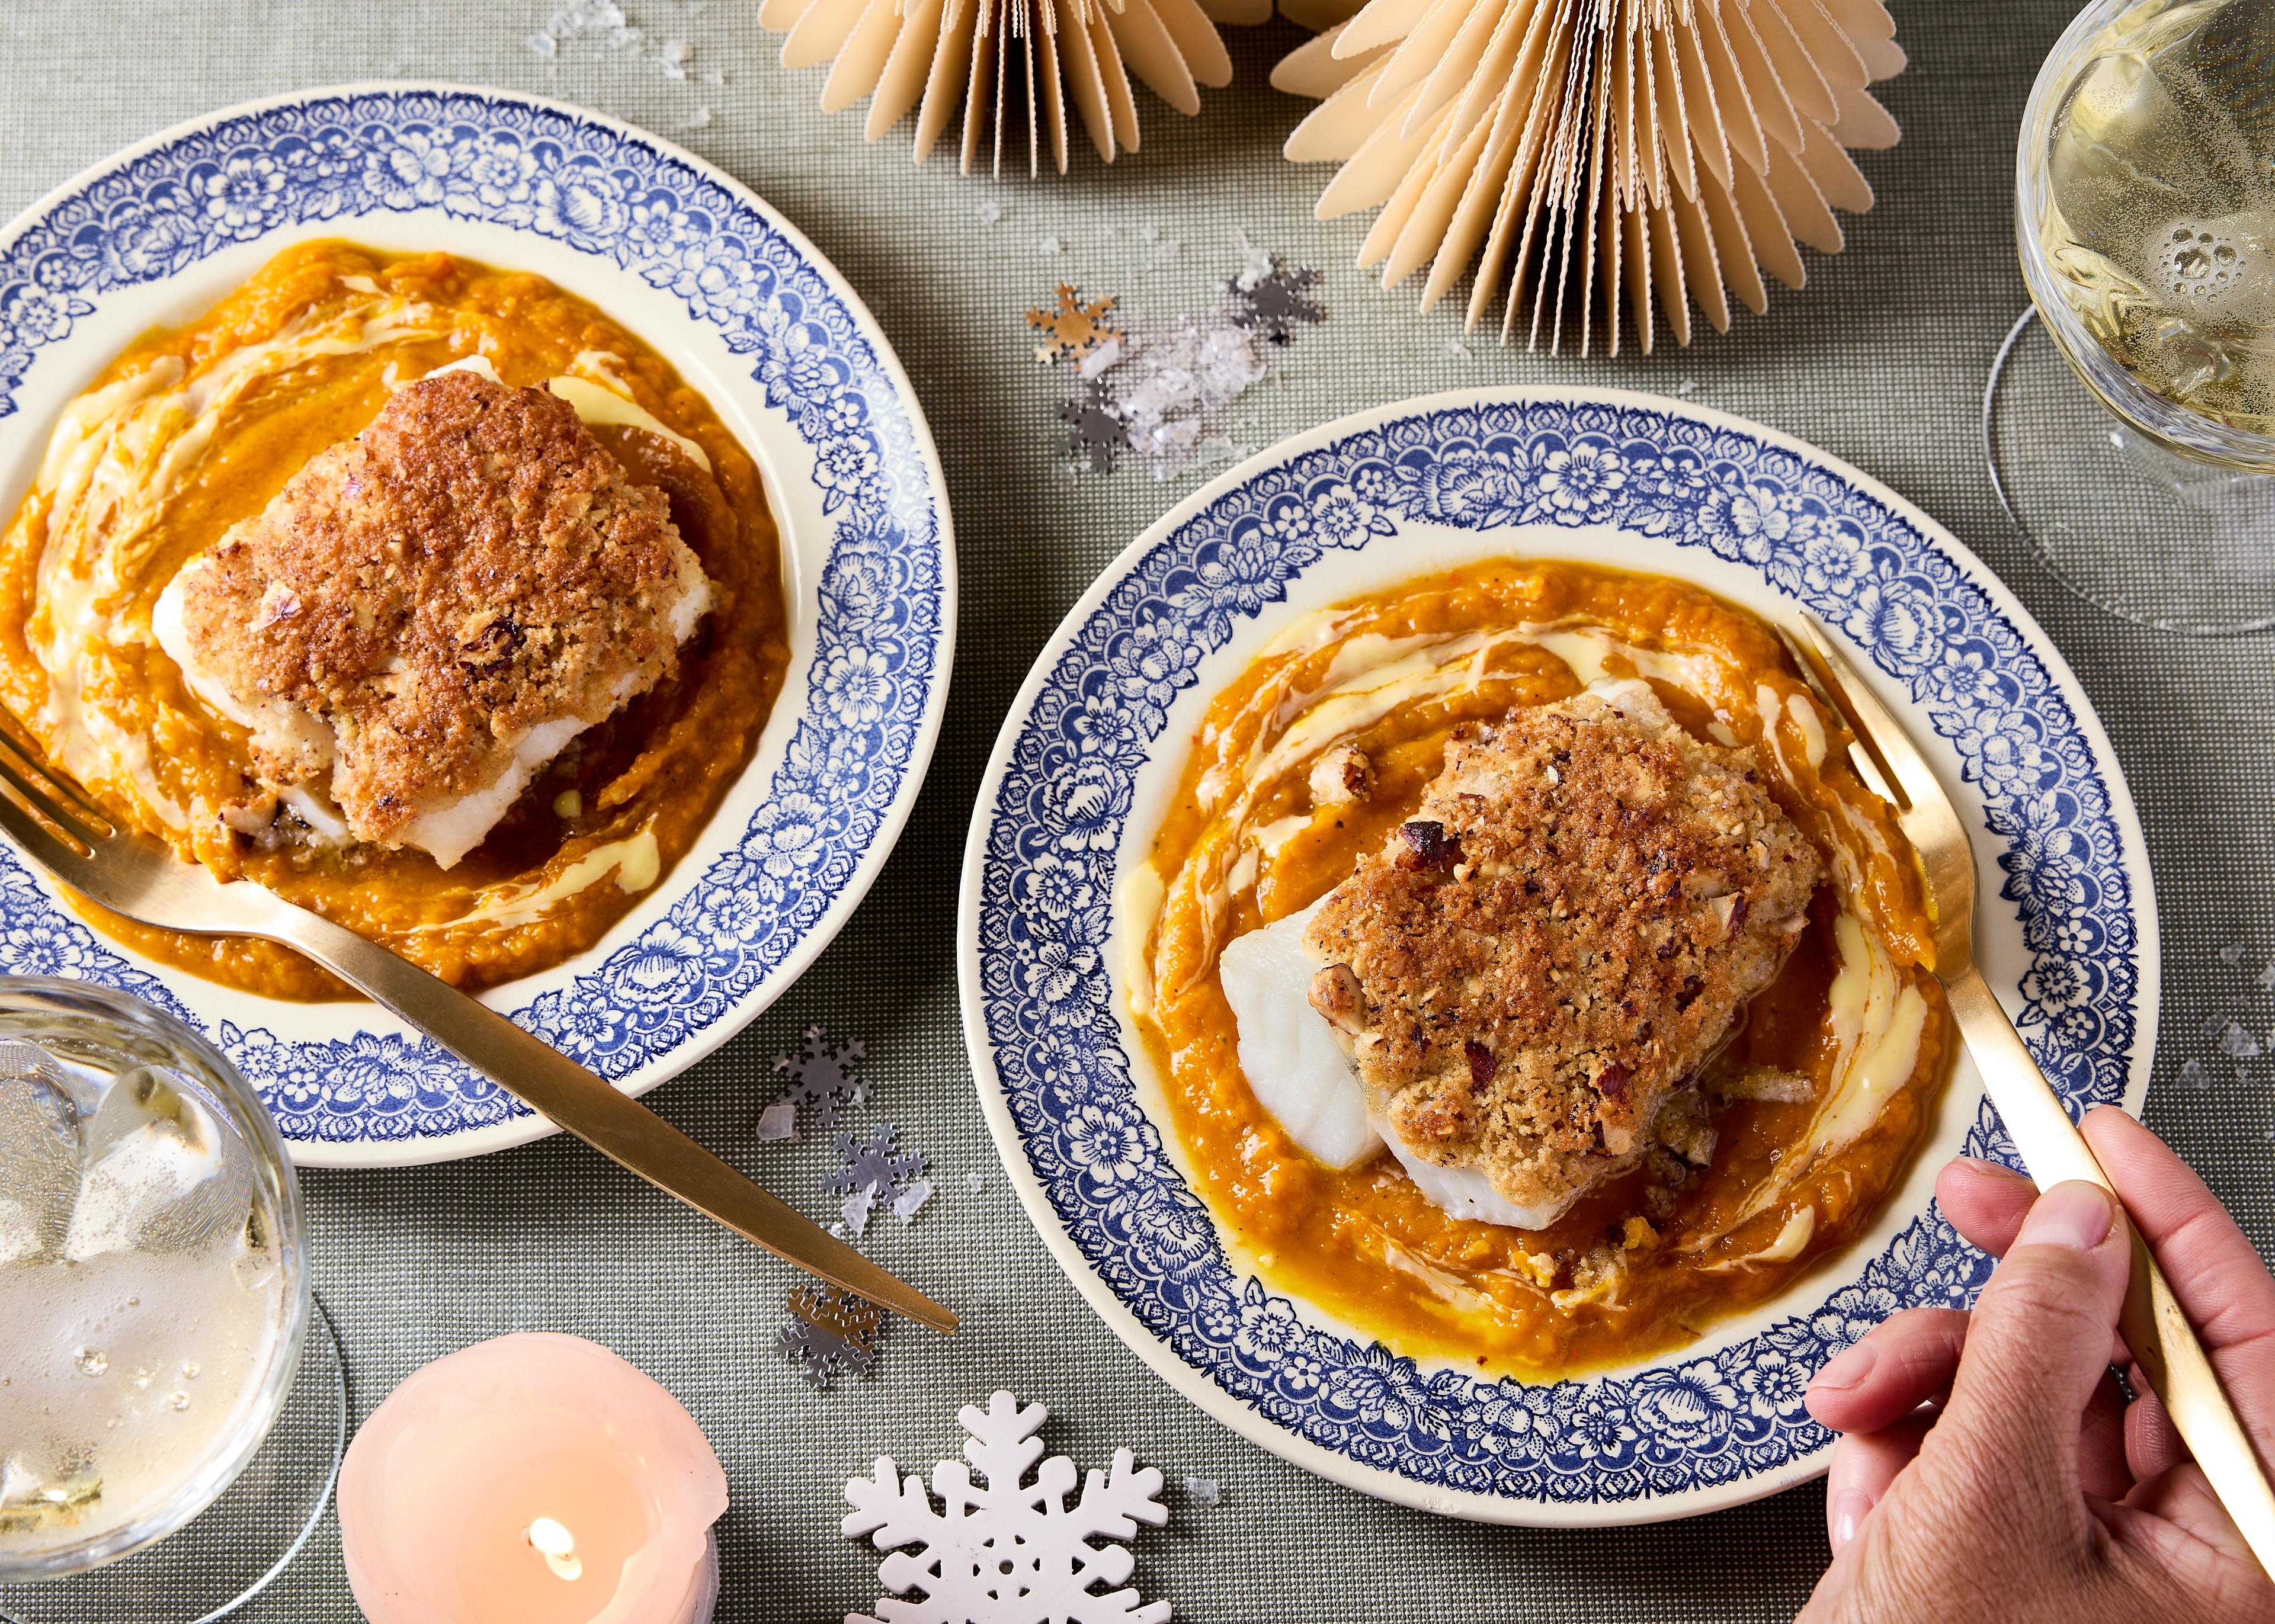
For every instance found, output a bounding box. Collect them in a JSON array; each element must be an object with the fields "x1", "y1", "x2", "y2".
[
  {"x1": 957, "y1": 387, "x2": 2156, "y2": 1523},
  {"x1": 0, "y1": 85, "x2": 954, "y2": 1167}
]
